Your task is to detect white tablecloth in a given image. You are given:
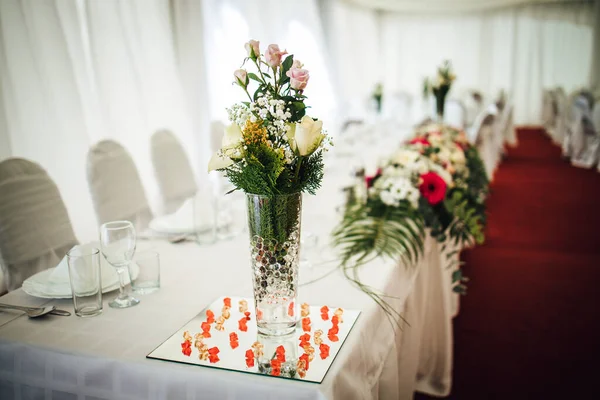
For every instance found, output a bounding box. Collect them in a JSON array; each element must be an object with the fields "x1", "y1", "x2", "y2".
[{"x1": 0, "y1": 132, "x2": 454, "y2": 399}]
